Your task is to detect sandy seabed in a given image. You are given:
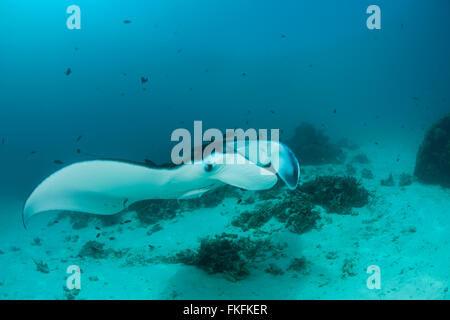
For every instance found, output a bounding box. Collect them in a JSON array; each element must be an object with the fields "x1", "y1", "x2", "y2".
[{"x1": 0, "y1": 142, "x2": 449, "y2": 300}]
